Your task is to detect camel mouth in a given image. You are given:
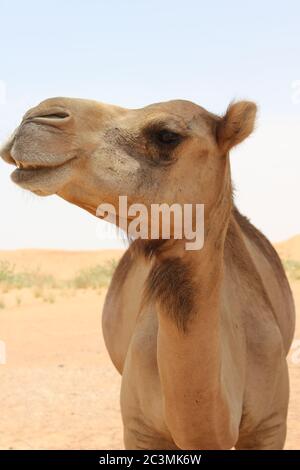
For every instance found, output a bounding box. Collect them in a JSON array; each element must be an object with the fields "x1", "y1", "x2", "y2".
[
  {"x1": 8, "y1": 147, "x2": 76, "y2": 172},
  {"x1": 0, "y1": 131, "x2": 77, "y2": 195},
  {"x1": 11, "y1": 159, "x2": 71, "y2": 175},
  {"x1": 11, "y1": 157, "x2": 75, "y2": 180},
  {"x1": 9, "y1": 156, "x2": 77, "y2": 196},
  {"x1": 13, "y1": 160, "x2": 51, "y2": 171}
]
